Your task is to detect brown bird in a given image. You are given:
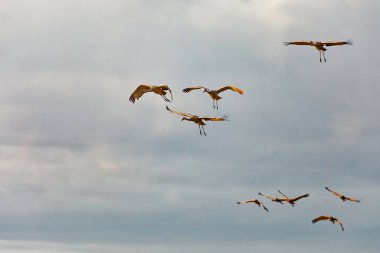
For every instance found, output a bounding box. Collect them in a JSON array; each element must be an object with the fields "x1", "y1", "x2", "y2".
[
  {"x1": 237, "y1": 198, "x2": 269, "y2": 212},
  {"x1": 129, "y1": 84, "x2": 173, "y2": 103},
  {"x1": 312, "y1": 216, "x2": 344, "y2": 231},
  {"x1": 166, "y1": 106, "x2": 228, "y2": 136},
  {"x1": 325, "y1": 187, "x2": 361, "y2": 203},
  {"x1": 283, "y1": 39, "x2": 353, "y2": 62},
  {"x1": 258, "y1": 192, "x2": 288, "y2": 205},
  {"x1": 182, "y1": 86, "x2": 244, "y2": 110},
  {"x1": 277, "y1": 190, "x2": 310, "y2": 207}
]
